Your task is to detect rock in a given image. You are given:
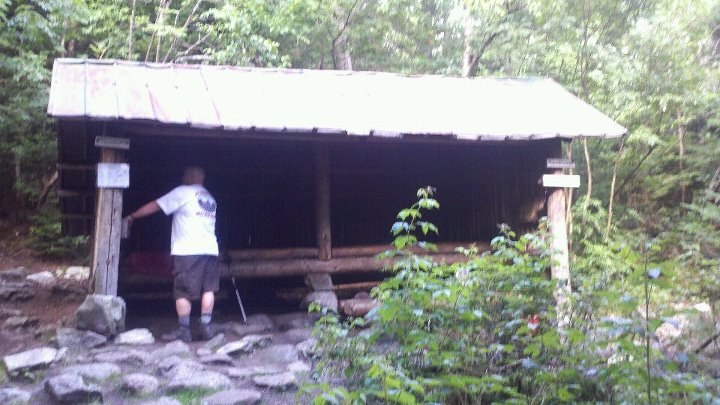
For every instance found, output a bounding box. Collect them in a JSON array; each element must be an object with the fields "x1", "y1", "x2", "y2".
[
  {"x1": 114, "y1": 328, "x2": 155, "y2": 345},
  {"x1": 157, "y1": 355, "x2": 185, "y2": 372},
  {"x1": 273, "y1": 311, "x2": 319, "y2": 331},
  {"x1": 301, "y1": 291, "x2": 338, "y2": 313},
  {"x1": 304, "y1": 273, "x2": 333, "y2": 291},
  {"x1": 2, "y1": 316, "x2": 39, "y2": 329},
  {"x1": 197, "y1": 348, "x2": 212, "y2": 356},
  {"x1": 250, "y1": 344, "x2": 299, "y2": 365},
  {"x1": 339, "y1": 297, "x2": 379, "y2": 317},
  {"x1": 74, "y1": 294, "x2": 126, "y2": 337},
  {"x1": 0, "y1": 267, "x2": 28, "y2": 281},
  {"x1": 120, "y1": 373, "x2": 159, "y2": 396},
  {"x1": 138, "y1": 397, "x2": 182, "y2": 405},
  {"x1": 0, "y1": 308, "x2": 23, "y2": 319},
  {"x1": 93, "y1": 349, "x2": 148, "y2": 366},
  {"x1": 62, "y1": 266, "x2": 90, "y2": 280},
  {"x1": 0, "y1": 387, "x2": 31, "y2": 405},
  {"x1": 231, "y1": 315, "x2": 275, "y2": 337},
  {"x1": 3, "y1": 347, "x2": 57, "y2": 373},
  {"x1": 167, "y1": 370, "x2": 233, "y2": 393},
  {"x1": 56, "y1": 328, "x2": 108, "y2": 351},
  {"x1": 54, "y1": 348, "x2": 69, "y2": 363},
  {"x1": 199, "y1": 353, "x2": 235, "y2": 365},
  {"x1": 0, "y1": 282, "x2": 34, "y2": 302},
  {"x1": 286, "y1": 360, "x2": 311, "y2": 372},
  {"x1": 278, "y1": 328, "x2": 311, "y2": 344},
  {"x1": 202, "y1": 332, "x2": 227, "y2": 353},
  {"x1": 44, "y1": 373, "x2": 103, "y2": 404},
  {"x1": 252, "y1": 372, "x2": 298, "y2": 390},
  {"x1": 149, "y1": 340, "x2": 191, "y2": 362},
  {"x1": 164, "y1": 360, "x2": 204, "y2": 379},
  {"x1": 62, "y1": 362, "x2": 121, "y2": 382},
  {"x1": 354, "y1": 291, "x2": 371, "y2": 299},
  {"x1": 26, "y1": 271, "x2": 55, "y2": 286},
  {"x1": 296, "y1": 338, "x2": 317, "y2": 357},
  {"x1": 217, "y1": 334, "x2": 272, "y2": 357},
  {"x1": 201, "y1": 388, "x2": 262, "y2": 405},
  {"x1": 225, "y1": 365, "x2": 284, "y2": 379}
]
